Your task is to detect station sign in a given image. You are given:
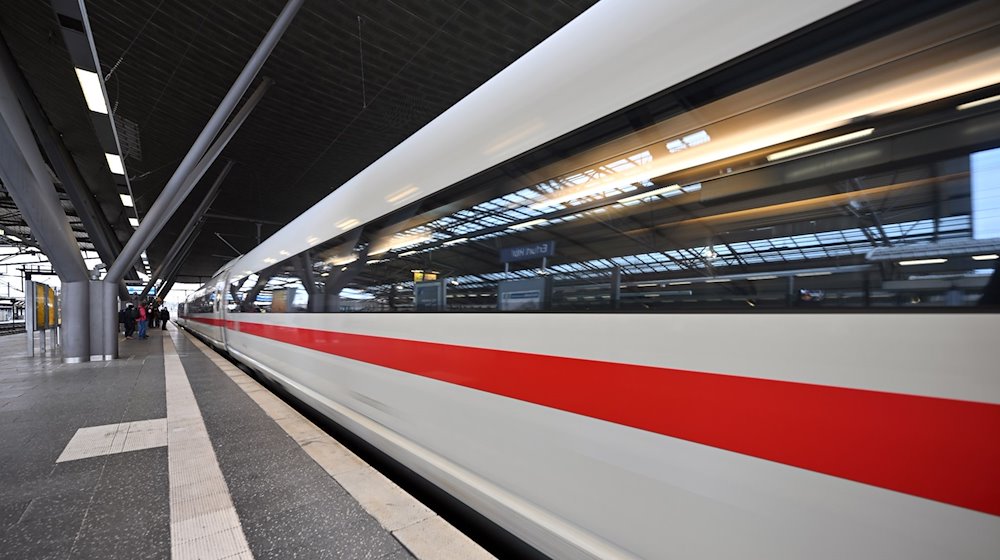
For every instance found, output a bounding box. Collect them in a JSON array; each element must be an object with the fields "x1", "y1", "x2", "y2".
[{"x1": 499, "y1": 240, "x2": 556, "y2": 263}]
